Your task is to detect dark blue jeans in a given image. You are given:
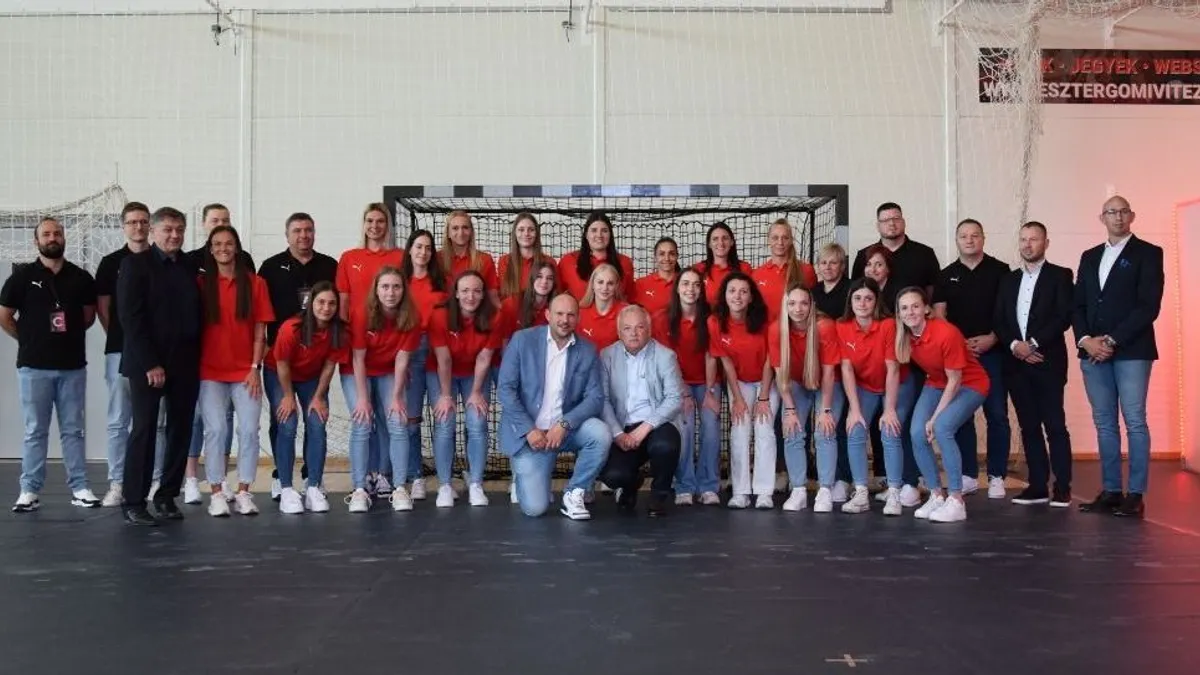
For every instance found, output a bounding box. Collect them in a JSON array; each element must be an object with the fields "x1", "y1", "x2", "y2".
[{"x1": 955, "y1": 348, "x2": 1011, "y2": 479}]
